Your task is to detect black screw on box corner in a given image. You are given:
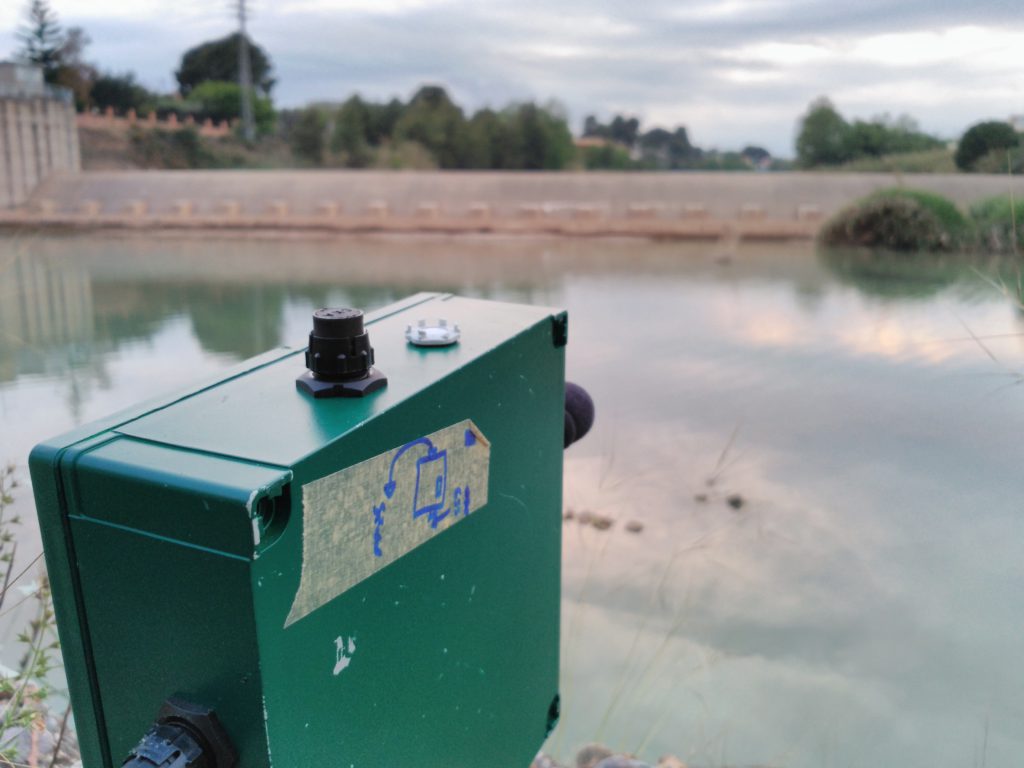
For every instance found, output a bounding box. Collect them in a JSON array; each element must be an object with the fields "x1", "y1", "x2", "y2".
[{"x1": 296, "y1": 308, "x2": 388, "y2": 398}]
